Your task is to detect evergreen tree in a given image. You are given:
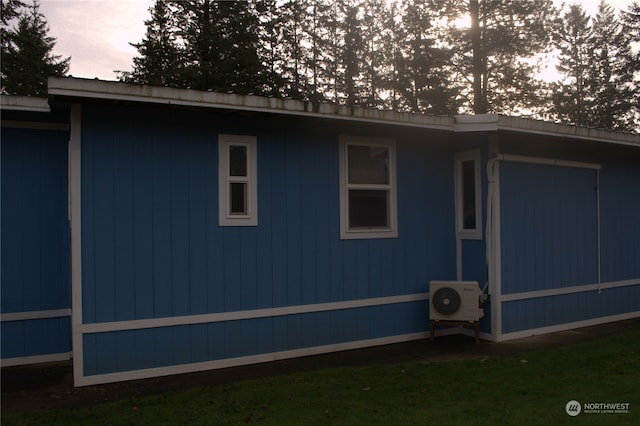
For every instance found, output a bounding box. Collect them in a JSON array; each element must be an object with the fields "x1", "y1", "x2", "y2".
[
  {"x1": 395, "y1": 0, "x2": 457, "y2": 114},
  {"x1": 167, "y1": 0, "x2": 268, "y2": 94},
  {"x1": 445, "y1": 0, "x2": 557, "y2": 115},
  {"x1": 552, "y1": 4, "x2": 593, "y2": 126},
  {"x1": 118, "y1": 0, "x2": 184, "y2": 87},
  {"x1": 1, "y1": 0, "x2": 25, "y2": 25},
  {"x1": 588, "y1": 0, "x2": 633, "y2": 130},
  {"x1": 1, "y1": 0, "x2": 69, "y2": 96},
  {"x1": 620, "y1": 1, "x2": 640, "y2": 129}
]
